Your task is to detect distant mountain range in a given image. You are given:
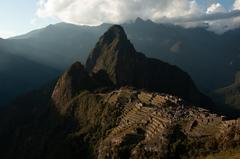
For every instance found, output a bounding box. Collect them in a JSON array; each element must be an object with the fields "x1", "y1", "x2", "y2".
[
  {"x1": 4, "y1": 19, "x2": 240, "y2": 91},
  {"x1": 1, "y1": 18, "x2": 240, "y2": 107}
]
